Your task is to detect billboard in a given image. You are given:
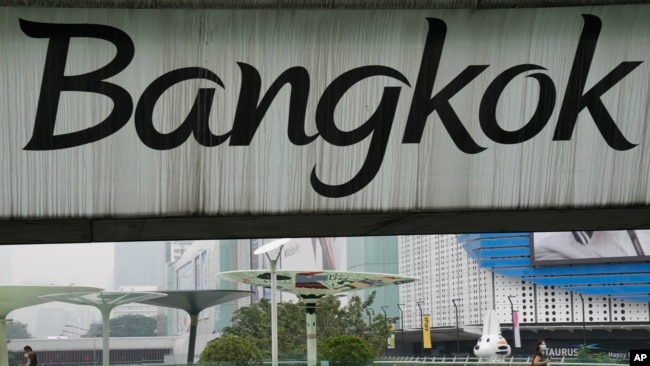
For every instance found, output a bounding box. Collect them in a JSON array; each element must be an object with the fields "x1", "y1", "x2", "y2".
[
  {"x1": 2, "y1": 5, "x2": 650, "y2": 227},
  {"x1": 531, "y1": 230, "x2": 650, "y2": 265}
]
